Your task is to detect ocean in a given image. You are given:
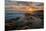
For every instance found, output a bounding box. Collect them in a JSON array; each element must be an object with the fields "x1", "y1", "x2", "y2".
[{"x1": 5, "y1": 13, "x2": 25, "y2": 20}]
